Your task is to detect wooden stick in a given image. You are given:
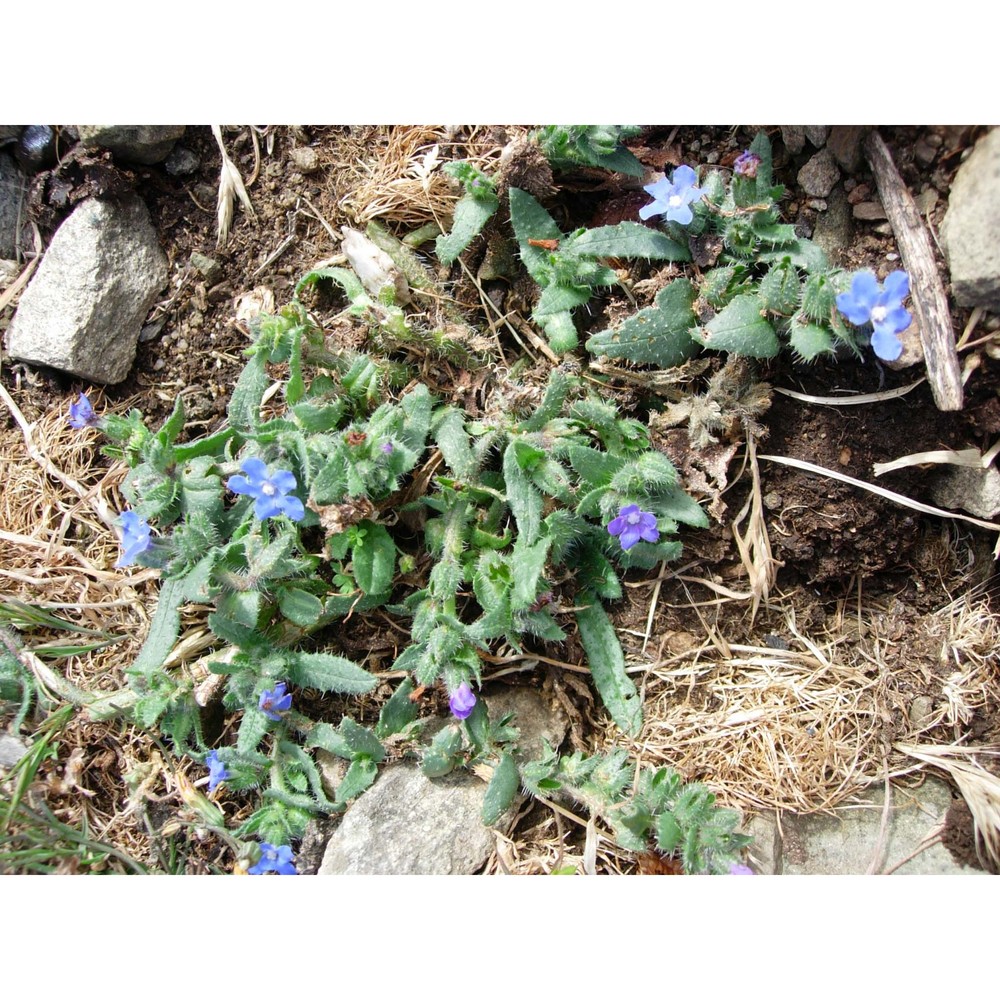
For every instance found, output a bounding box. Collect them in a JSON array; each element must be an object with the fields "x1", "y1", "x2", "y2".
[{"x1": 864, "y1": 131, "x2": 963, "y2": 411}]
